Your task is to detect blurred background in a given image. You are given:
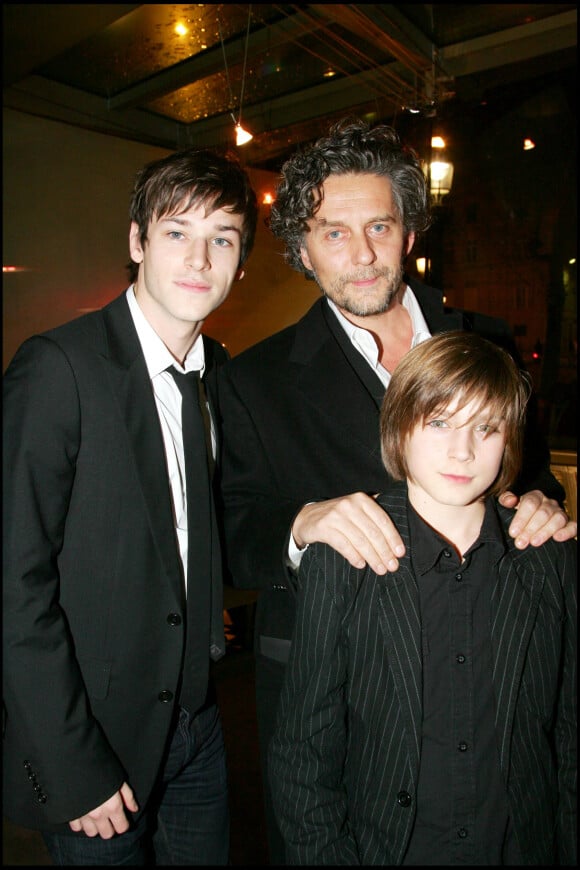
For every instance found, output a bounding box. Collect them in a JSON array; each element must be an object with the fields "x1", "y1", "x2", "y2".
[{"x1": 3, "y1": 3, "x2": 577, "y2": 449}]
